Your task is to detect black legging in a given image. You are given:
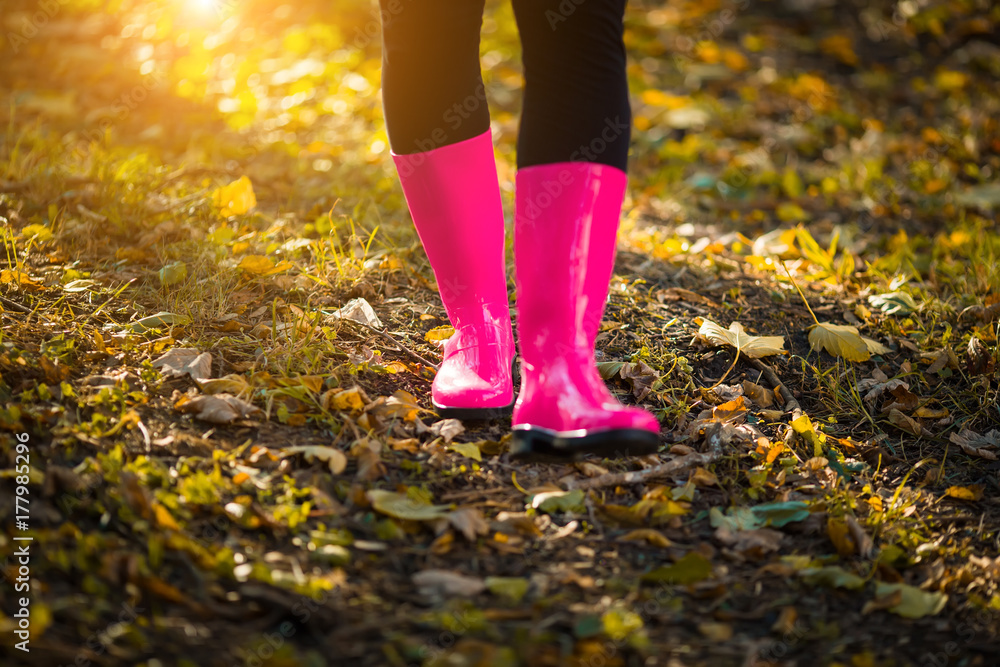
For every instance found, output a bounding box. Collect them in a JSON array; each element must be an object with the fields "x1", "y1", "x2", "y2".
[{"x1": 379, "y1": 0, "x2": 631, "y2": 172}]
